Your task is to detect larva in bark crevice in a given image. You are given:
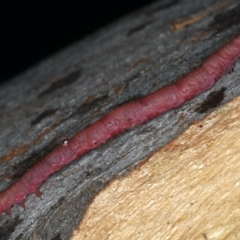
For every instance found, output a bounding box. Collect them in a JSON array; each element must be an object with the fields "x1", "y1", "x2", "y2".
[{"x1": 0, "y1": 34, "x2": 239, "y2": 215}]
